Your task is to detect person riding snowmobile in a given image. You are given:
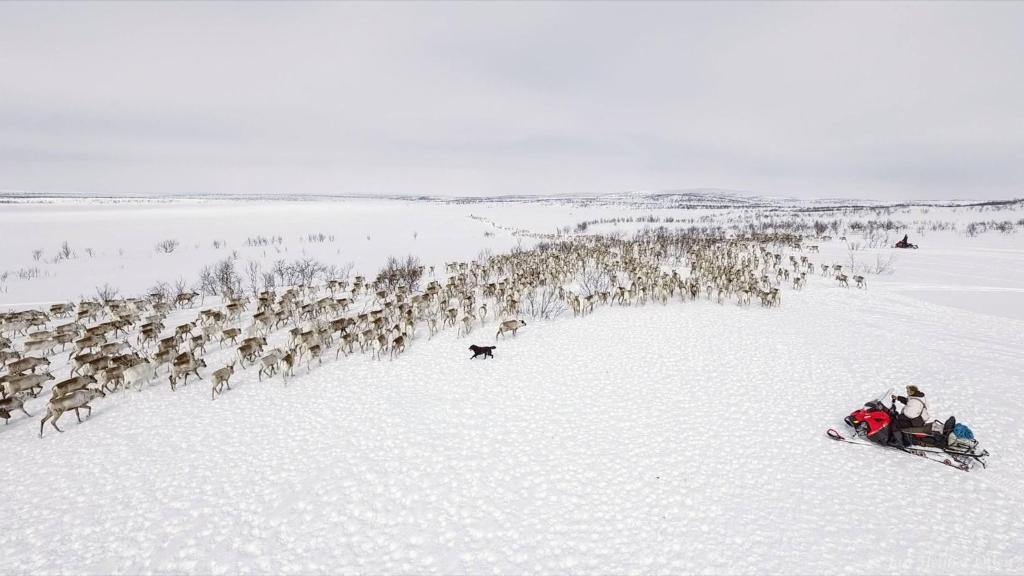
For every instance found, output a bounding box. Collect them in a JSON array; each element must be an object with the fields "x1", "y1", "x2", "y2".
[{"x1": 892, "y1": 385, "x2": 930, "y2": 428}]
